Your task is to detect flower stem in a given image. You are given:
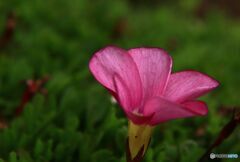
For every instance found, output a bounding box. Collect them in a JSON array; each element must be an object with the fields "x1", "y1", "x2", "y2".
[{"x1": 126, "y1": 121, "x2": 154, "y2": 162}]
